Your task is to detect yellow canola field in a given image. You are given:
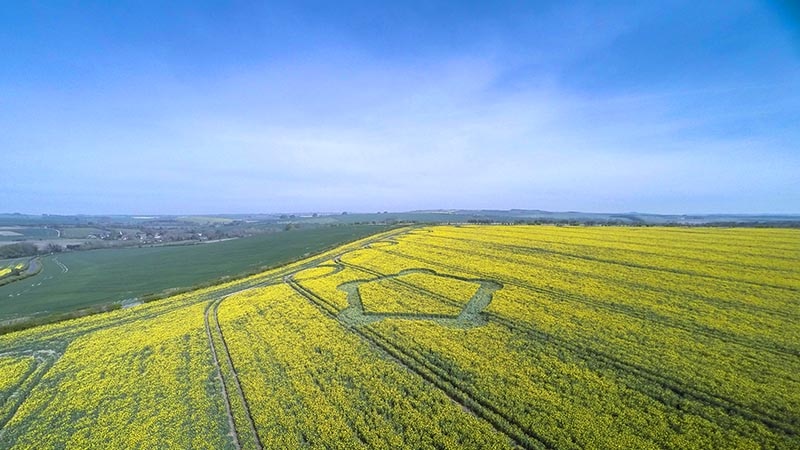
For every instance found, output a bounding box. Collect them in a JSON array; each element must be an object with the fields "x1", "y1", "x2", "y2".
[
  {"x1": 334, "y1": 225, "x2": 800, "y2": 449},
  {"x1": 0, "y1": 224, "x2": 797, "y2": 450},
  {"x1": 0, "y1": 356, "x2": 34, "y2": 400},
  {"x1": 358, "y1": 277, "x2": 463, "y2": 315},
  {"x1": 295, "y1": 264, "x2": 370, "y2": 310},
  {"x1": 1, "y1": 302, "x2": 232, "y2": 450},
  {"x1": 0, "y1": 262, "x2": 27, "y2": 278},
  {"x1": 218, "y1": 284, "x2": 511, "y2": 449},
  {"x1": 292, "y1": 264, "x2": 339, "y2": 281},
  {"x1": 395, "y1": 272, "x2": 479, "y2": 305}
]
